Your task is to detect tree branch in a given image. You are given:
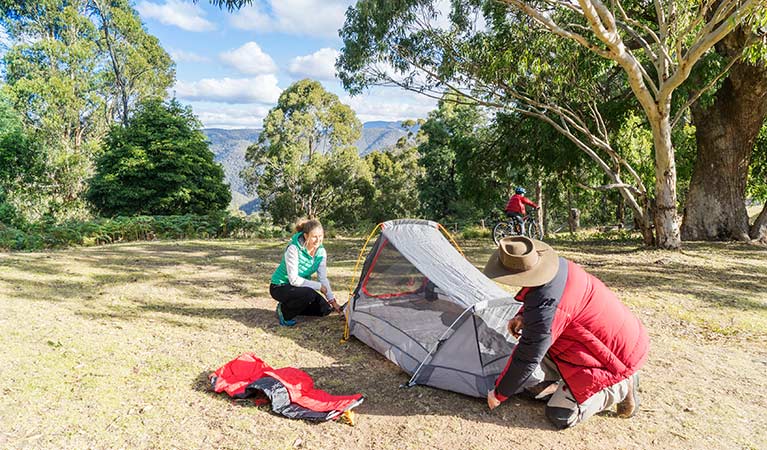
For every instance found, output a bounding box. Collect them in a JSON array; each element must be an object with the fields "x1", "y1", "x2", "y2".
[
  {"x1": 576, "y1": 181, "x2": 640, "y2": 194},
  {"x1": 671, "y1": 49, "x2": 746, "y2": 128}
]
